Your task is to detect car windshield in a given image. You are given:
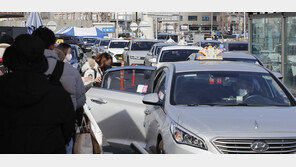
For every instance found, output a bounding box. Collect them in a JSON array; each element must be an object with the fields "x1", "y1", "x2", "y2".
[
  {"x1": 131, "y1": 41, "x2": 157, "y2": 51},
  {"x1": 228, "y1": 43, "x2": 248, "y2": 51},
  {"x1": 223, "y1": 58, "x2": 261, "y2": 65},
  {"x1": 102, "y1": 69, "x2": 155, "y2": 94},
  {"x1": 171, "y1": 71, "x2": 291, "y2": 106},
  {"x1": 84, "y1": 38, "x2": 97, "y2": 44},
  {"x1": 160, "y1": 49, "x2": 199, "y2": 62},
  {"x1": 200, "y1": 41, "x2": 220, "y2": 48},
  {"x1": 155, "y1": 45, "x2": 176, "y2": 56},
  {"x1": 100, "y1": 40, "x2": 110, "y2": 46},
  {"x1": 109, "y1": 41, "x2": 129, "y2": 48}
]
